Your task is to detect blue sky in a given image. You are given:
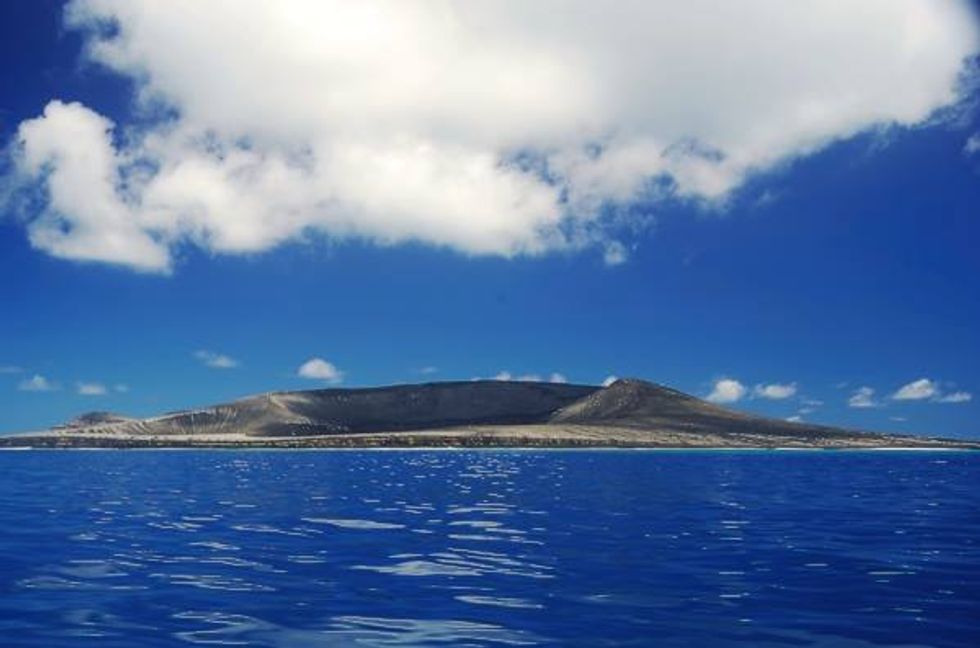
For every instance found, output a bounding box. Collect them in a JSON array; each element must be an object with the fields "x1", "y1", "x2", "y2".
[{"x1": 1, "y1": 1, "x2": 979, "y2": 438}]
